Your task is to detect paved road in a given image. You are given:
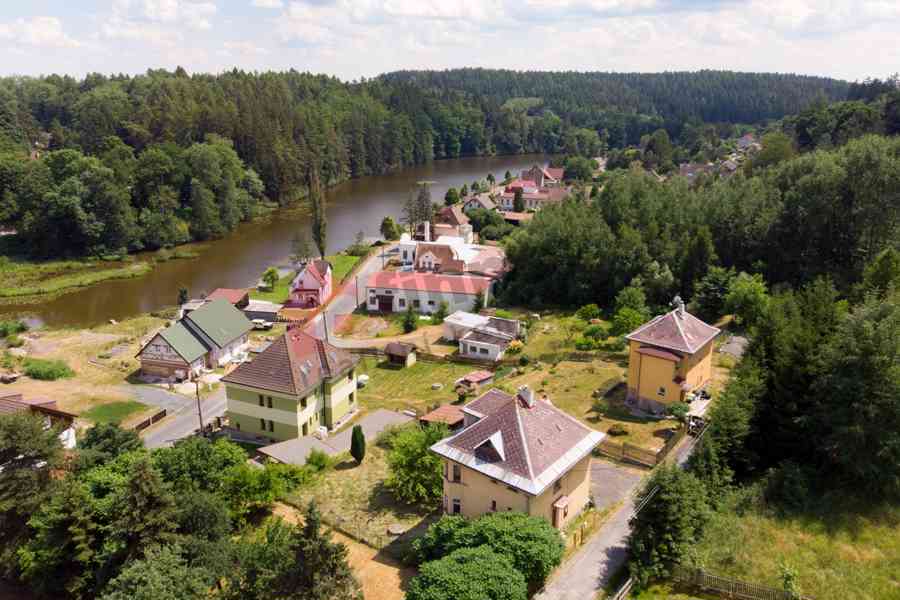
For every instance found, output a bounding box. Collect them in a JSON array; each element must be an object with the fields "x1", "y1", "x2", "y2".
[
  {"x1": 307, "y1": 244, "x2": 397, "y2": 341},
  {"x1": 535, "y1": 433, "x2": 703, "y2": 600},
  {"x1": 133, "y1": 385, "x2": 228, "y2": 449}
]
